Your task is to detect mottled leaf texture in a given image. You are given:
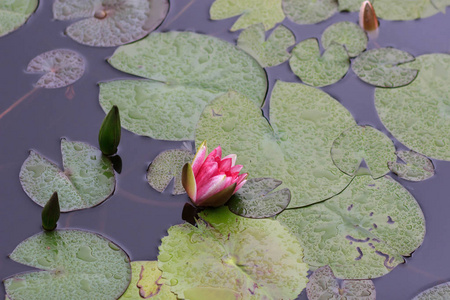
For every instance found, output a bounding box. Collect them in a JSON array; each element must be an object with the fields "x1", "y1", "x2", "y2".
[{"x1": 0, "y1": 0, "x2": 37, "y2": 37}]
